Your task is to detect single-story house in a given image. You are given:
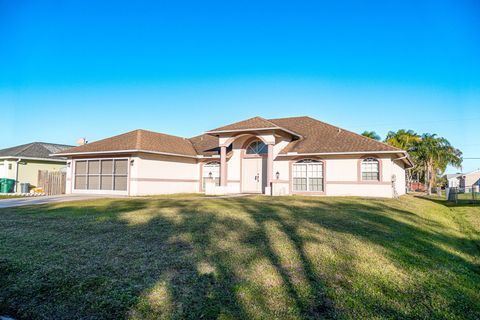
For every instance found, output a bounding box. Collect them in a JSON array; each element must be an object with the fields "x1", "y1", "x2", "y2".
[
  {"x1": 445, "y1": 173, "x2": 462, "y2": 188},
  {"x1": 444, "y1": 170, "x2": 480, "y2": 189},
  {"x1": 461, "y1": 169, "x2": 480, "y2": 188},
  {"x1": 55, "y1": 116, "x2": 413, "y2": 197},
  {"x1": 0, "y1": 142, "x2": 73, "y2": 192}
]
